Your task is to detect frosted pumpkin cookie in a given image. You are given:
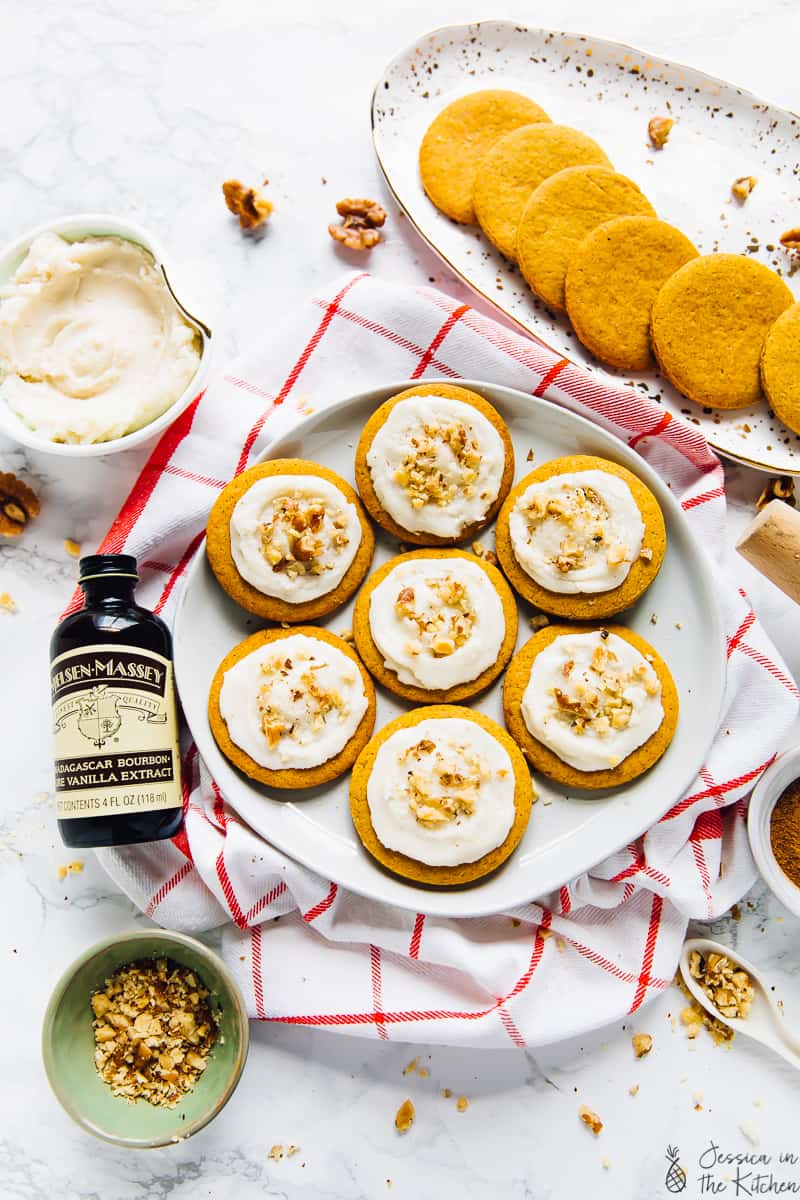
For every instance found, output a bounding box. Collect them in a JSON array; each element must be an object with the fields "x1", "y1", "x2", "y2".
[
  {"x1": 503, "y1": 625, "x2": 678, "y2": 790},
  {"x1": 419, "y1": 90, "x2": 551, "y2": 225},
  {"x1": 206, "y1": 459, "x2": 374, "y2": 622},
  {"x1": 761, "y1": 302, "x2": 800, "y2": 434},
  {"x1": 354, "y1": 383, "x2": 514, "y2": 546},
  {"x1": 651, "y1": 254, "x2": 794, "y2": 409},
  {"x1": 565, "y1": 216, "x2": 698, "y2": 371},
  {"x1": 516, "y1": 165, "x2": 656, "y2": 313},
  {"x1": 208, "y1": 627, "x2": 376, "y2": 789},
  {"x1": 495, "y1": 456, "x2": 665, "y2": 619},
  {"x1": 352, "y1": 549, "x2": 518, "y2": 704},
  {"x1": 474, "y1": 124, "x2": 612, "y2": 262},
  {"x1": 350, "y1": 706, "x2": 534, "y2": 886}
]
